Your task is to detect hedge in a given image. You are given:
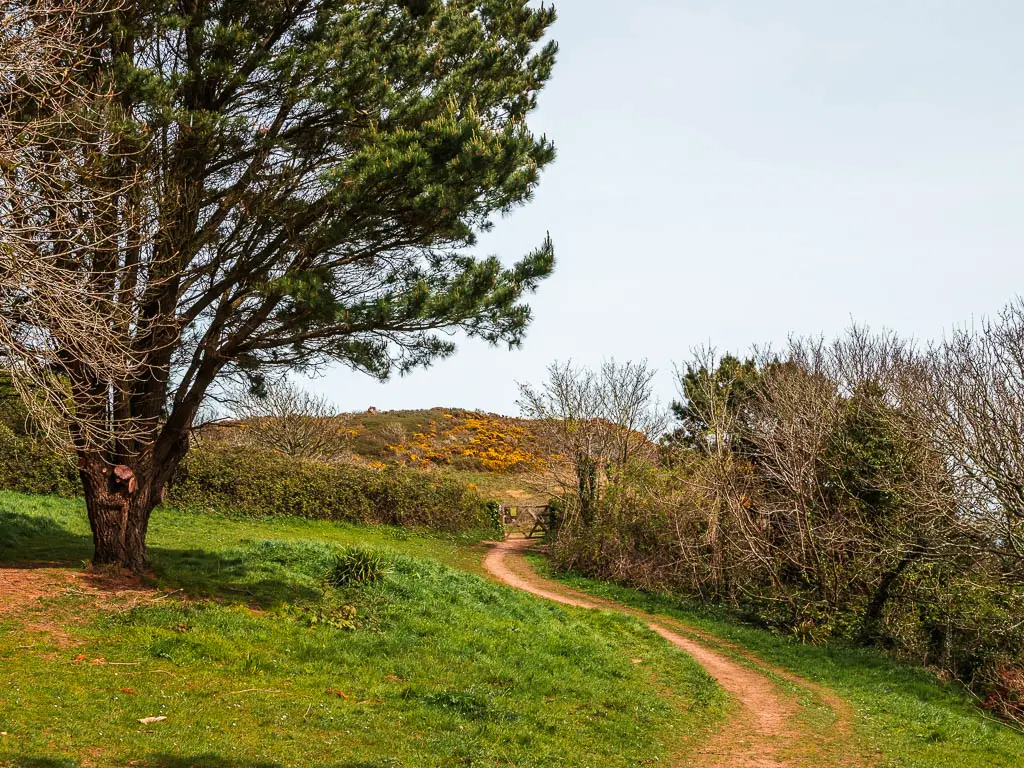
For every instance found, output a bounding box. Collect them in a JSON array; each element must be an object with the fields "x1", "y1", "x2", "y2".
[
  {"x1": 0, "y1": 425, "x2": 79, "y2": 498},
  {"x1": 167, "y1": 447, "x2": 491, "y2": 532},
  {"x1": 0, "y1": 432, "x2": 493, "y2": 533}
]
